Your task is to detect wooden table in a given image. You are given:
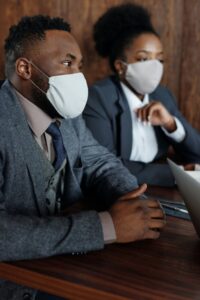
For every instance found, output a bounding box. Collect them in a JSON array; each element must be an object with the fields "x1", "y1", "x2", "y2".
[{"x1": 0, "y1": 187, "x2": 200, "y2": 300}]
